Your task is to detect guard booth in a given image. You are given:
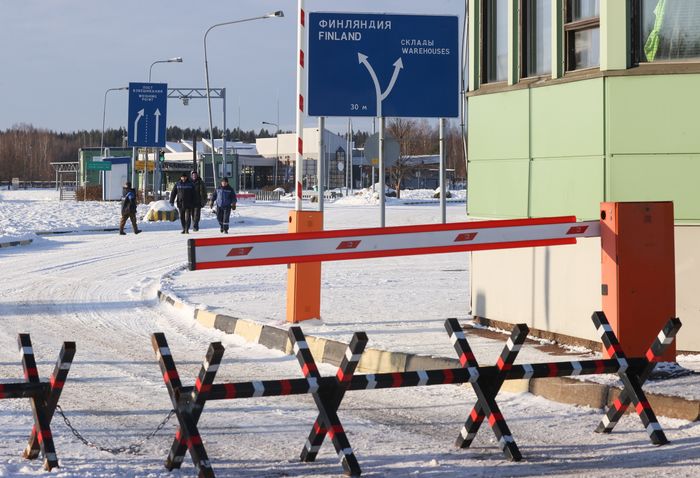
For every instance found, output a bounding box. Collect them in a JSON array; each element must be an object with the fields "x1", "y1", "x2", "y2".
[{"x1": 465, "y1": 1, "x2": 700, "y2": 352}]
